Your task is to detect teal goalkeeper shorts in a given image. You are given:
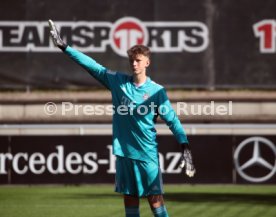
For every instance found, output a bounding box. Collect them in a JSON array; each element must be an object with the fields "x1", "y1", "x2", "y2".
[{"x1": 115, "y1": 156, "x2": 164, "y2": 197}]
